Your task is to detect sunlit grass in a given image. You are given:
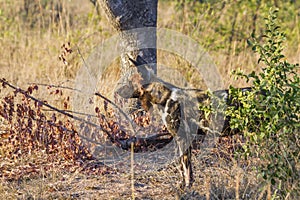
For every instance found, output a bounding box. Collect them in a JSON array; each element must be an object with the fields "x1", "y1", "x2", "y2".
[{"x1": 0, "y1": 0, "x2": 299, "y2": 199}]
